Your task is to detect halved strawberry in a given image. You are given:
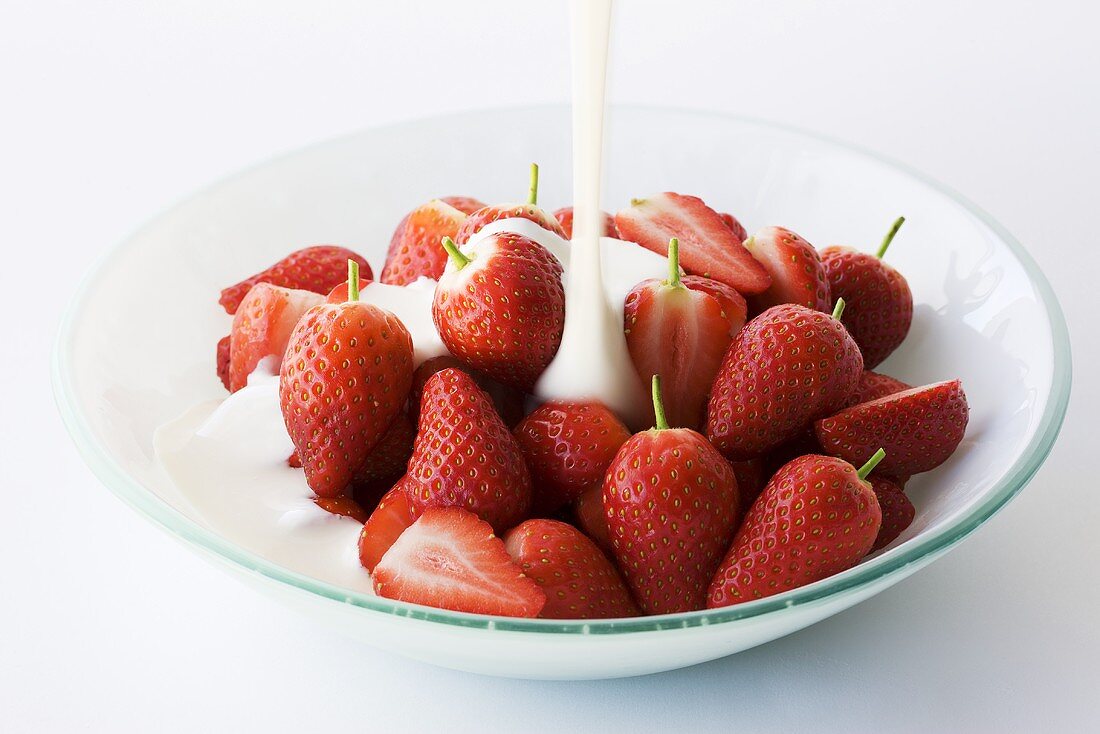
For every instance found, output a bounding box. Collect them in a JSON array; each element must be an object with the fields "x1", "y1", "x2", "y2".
[
  {"x1": 454, "y1": 164, "x2": 566, "y2": 244},
  {"x1": 358, "y1": 479, "x2": 420, "y2": 573},
  {"x1": 219, "y1": 245, "x2": 371, "y2": 314},
  {"x1": 870, "y1": 476, "x2": 914, "y2": 551},
  {"x1": 373, "y1": 507, "x2": 546, "y2": 618},
  {"x1": 815, "y1": 380, "x2": 969, "y2": 476},
  {"x1": 228, "y1": 283, "x2": 324, "y2": 392},
  {"x1": 744, "y1": 226, "x2": 831, "y2": 313},
  {"x1": 718, "y1": 212, "x2": 748, "y2": 243},
  {"x1": 623, "y1": 238, "x2": 748, "y2": 430},
  {"x1": 216, "y1": 335, "x2": 231, "y2": 390},
  {"x1": 847, "y1": 370, "x2": 912, "y2": 407},
  {"x1": 552, "y1": 207, "x2": 618, "y2": 240},
  {"x1": 504, "y1": 519, "x2": 639, "y2": 619},
  {"x1": 615, "y1": 193, "x2": 771, "y2": 295},
  {"x1": 314, "y1": 495, "x2": 369, "y2": 523},
  {"x1": 380, "y1": 199, "x2": 472, "y2": 286}
]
